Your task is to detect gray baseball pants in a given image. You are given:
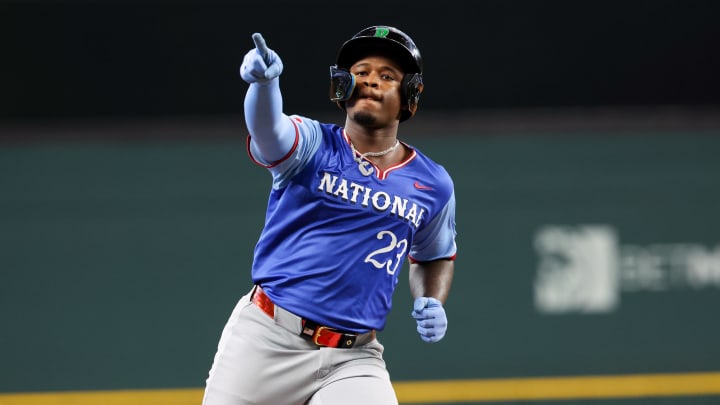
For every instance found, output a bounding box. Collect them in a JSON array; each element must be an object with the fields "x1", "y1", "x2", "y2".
[{"x1": 202, "y1": 287, "x2": 398, "y2": 405}]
